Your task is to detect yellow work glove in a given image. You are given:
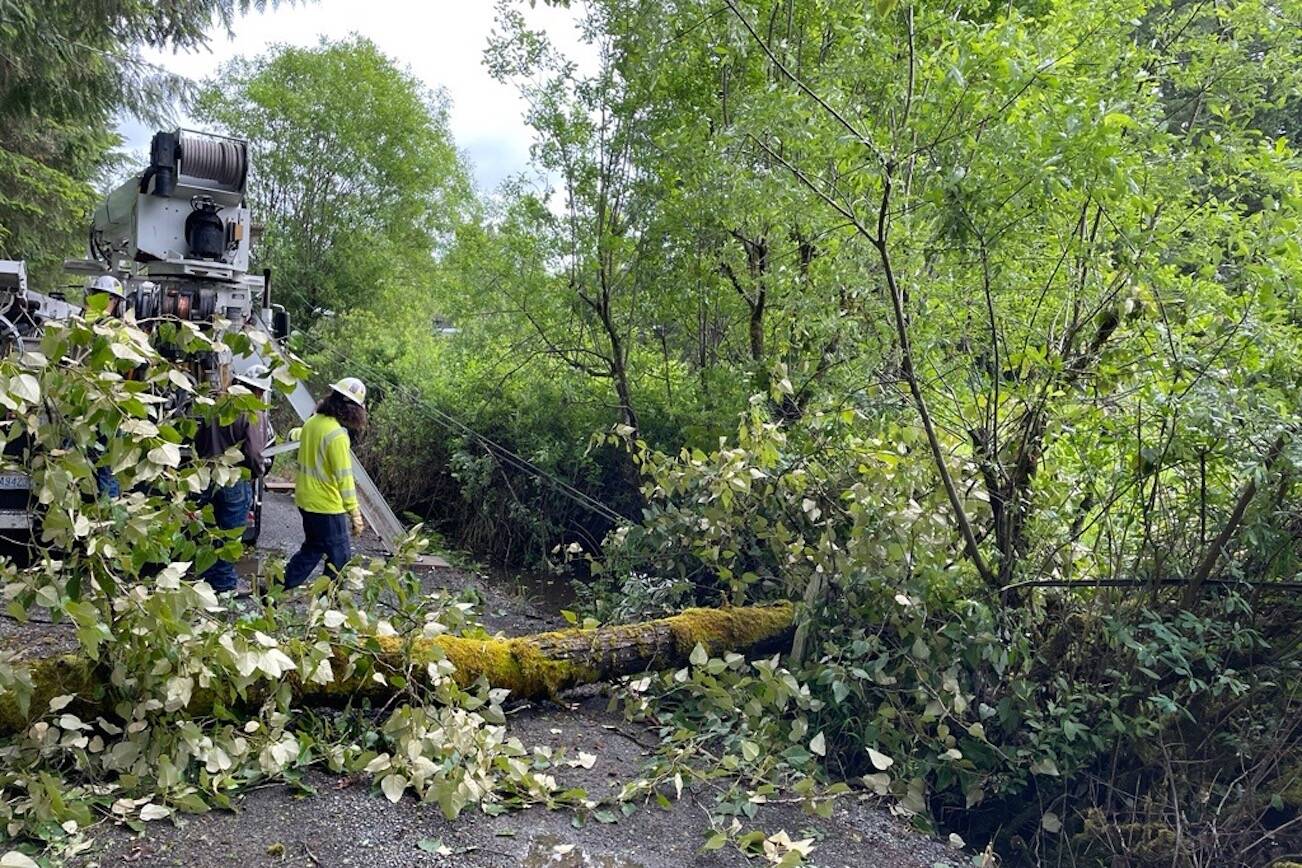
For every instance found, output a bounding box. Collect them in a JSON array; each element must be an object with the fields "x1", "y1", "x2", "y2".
[
  {"x1": 350, "y1": 510, "x2": 365, "y2": 537},
  {"x1": 288, "y1": 426, "x2": 302, "y2": 441}
]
